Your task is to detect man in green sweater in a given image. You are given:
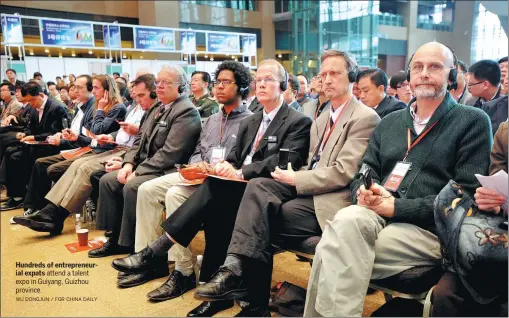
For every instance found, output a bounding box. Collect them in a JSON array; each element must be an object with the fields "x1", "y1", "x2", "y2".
[{"x1": 304, "y1": 42, "x2": 494, "y2": 317}]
